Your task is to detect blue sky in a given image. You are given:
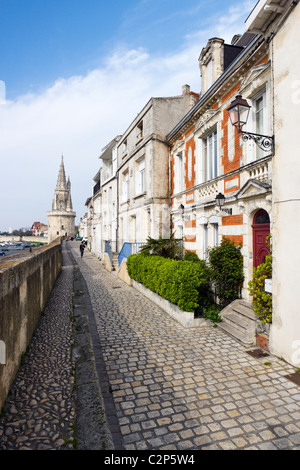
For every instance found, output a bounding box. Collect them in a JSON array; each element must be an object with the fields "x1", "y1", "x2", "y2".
[{"x1": 0, "y1": 0, "x2": 255, "y2": 231}]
